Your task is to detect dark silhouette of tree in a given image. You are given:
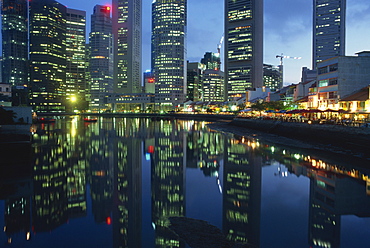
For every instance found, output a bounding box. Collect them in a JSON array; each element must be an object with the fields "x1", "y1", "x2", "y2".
[{"x1": 0, "y1": 107, "x2": 16, "y2": 124}]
